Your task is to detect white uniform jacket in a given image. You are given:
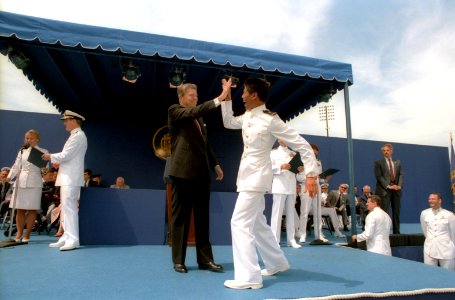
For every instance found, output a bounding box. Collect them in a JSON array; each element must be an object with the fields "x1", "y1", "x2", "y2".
[
  {"x1": 420, "y1": 208, "x2": 455, "y2": 260},
  {"x1": 357, "y1": 206, "x2": 392, "y2": 255},
  {"x1": 270, "y1": 146, "x2": 296, "y2": 195},
  {"x1": 51, "y1": 128, "x2": 87, "y2": 187},
  {"x1": 221, "y1": 101, "x2": 317, "y2": 192},
  {"x1": 8, "y1": 145, "x2": 48, "y2": 188}
]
